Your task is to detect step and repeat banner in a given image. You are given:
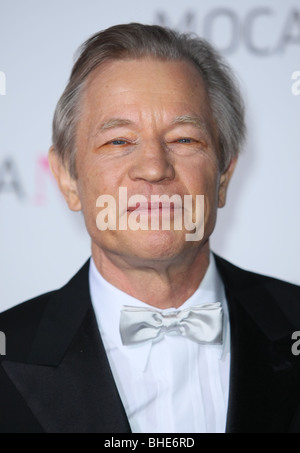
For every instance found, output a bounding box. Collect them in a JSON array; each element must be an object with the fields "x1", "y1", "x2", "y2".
[{"x1": 0, "y1": 0, "x2": 299, "y2": 312}]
